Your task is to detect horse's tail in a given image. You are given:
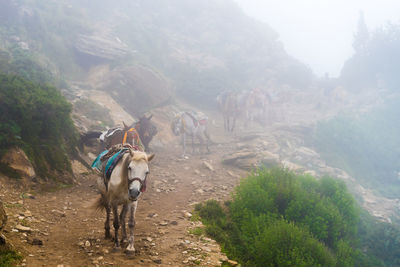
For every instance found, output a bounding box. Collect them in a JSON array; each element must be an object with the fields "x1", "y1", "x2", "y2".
[
  {"x1": 79, "y1": 131, "x2": 103, "y2": 150},
  {"x1": 92, "y1": 194, "x2": 108, "y2": 212}
]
